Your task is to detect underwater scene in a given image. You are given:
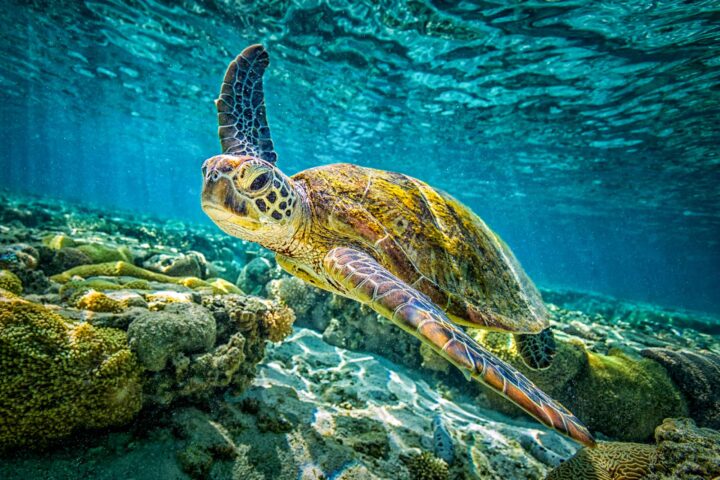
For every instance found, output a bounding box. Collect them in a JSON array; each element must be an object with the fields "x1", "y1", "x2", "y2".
[{"x1": 1, "y1": 1, "x2": 719, "y2": 479}]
